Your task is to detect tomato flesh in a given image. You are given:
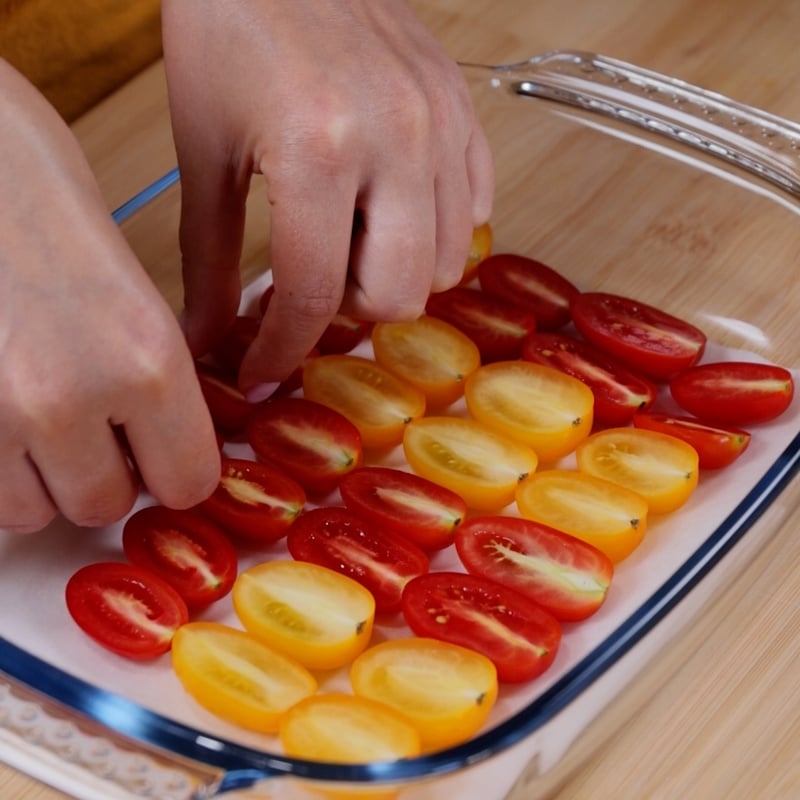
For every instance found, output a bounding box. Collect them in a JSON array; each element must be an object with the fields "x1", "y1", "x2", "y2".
[
  {"x1": 233, "y1": 560, "x2": 375, "y2": 670},
  {"x1": 669, "y1": 361, "x2": 794, "y2": 425},
  {"x1": 171, "y1": 621, "x2": 317, "y2": 732},
  {"x1": 195, "y1": 362, "x2": 252, "y2": 434},
  {"x1": 477, "y1": 253, "x2": 579, "y2": 330},
  {"x1": 403, "y1": 416, "x2": 539, "y2": 511},
  {"x1": 401, "y1": 571, "x2": 562, "y2": 683},
  {"x1": 633, "y1": 412, "x2": 751, "y2": 469},
  {"x1": 570, "y1": 292, "x2": 707, "y2": 381},
  {"x1": 576, "y1": 427, "x2": 699, "y2": 515},
  {"x1": 522, "y1": 331, "x2": 657, "y2": 426},
  {"x1": 122, "y1": 505, "x2": 238, "y2": 611},
  {"x1": 246, "y1": 395, "x2": 363, "y2": 496},
  {"x1": 197, "y1": 457, "x2": 306, "y2": 543},
  {"x1": 455, "y1": 516, "x2": 613, "y2": 621},
  {"x1": 286, "y1": 506, "x2": 430, "y2": 614},
  {"x1": 350, "y1": 637, "x2": 498, "y2": 752},
  {"x1": 65, "y1": 562, "x2": 189, "y2": 659},
  {"x1": 465, "y1": 361, "x2": 594, "y2": 463}
]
